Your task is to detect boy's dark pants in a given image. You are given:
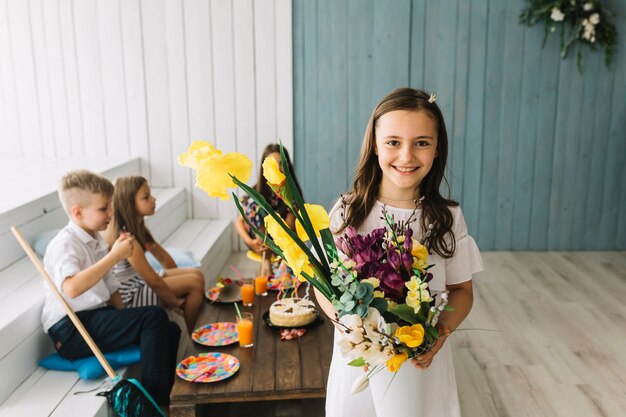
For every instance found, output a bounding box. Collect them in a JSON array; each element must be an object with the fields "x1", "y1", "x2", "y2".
[{"x1": 47, "y1": 306, "x2": 181, "y2": 405}]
